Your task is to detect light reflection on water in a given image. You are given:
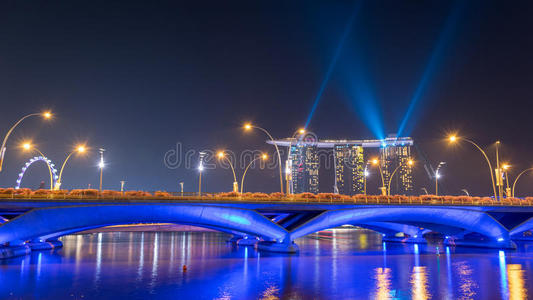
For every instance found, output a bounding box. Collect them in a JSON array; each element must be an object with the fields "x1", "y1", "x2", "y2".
[{"x1": 0, "y1": 229, "x2": 532, "y2": 299}]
